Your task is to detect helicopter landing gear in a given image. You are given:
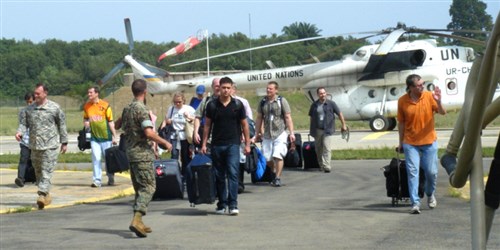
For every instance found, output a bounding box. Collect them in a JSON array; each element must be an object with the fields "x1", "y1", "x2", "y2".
[
  {"x1": 369, "y1": 115, "x2": 388, "y2": 132},
  {"x1": 387, "y1": 117, "x2": 397, "y2": 131}
]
